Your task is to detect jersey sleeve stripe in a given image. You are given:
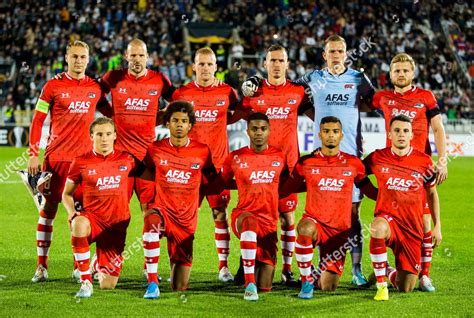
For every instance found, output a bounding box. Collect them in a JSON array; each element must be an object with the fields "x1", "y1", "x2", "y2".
[{"x1": 35, "y1": 99, "x2": 50, "y2": 114}]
